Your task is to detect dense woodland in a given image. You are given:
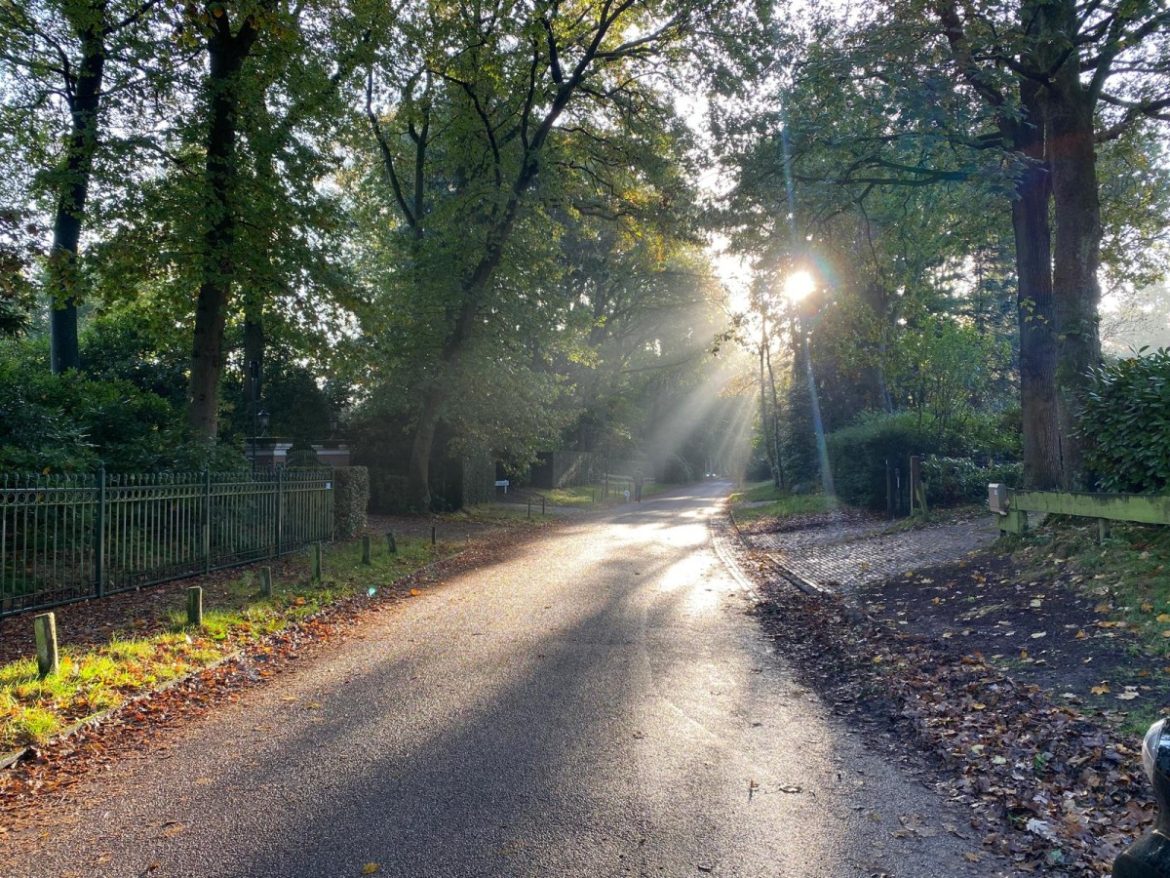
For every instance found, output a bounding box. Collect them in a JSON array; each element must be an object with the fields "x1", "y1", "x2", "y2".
[{"x1": 0, "y1": 0, "x2": 1168, "y2": 509}]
